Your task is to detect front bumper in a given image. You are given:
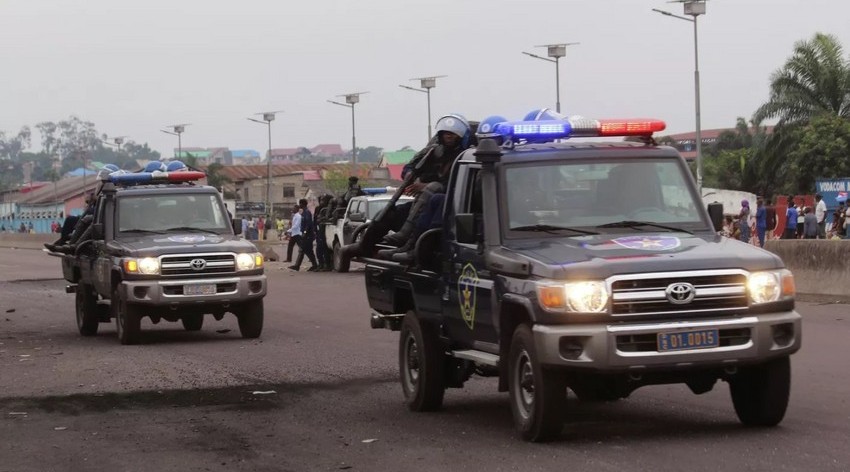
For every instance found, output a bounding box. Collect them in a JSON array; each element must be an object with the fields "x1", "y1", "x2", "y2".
[
  {"x1": 533, "y1": 311, "x2": 801, "y2": 372},
  {"x1": 120, "y1": 275, "x2": 267, "y2": 306}
]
